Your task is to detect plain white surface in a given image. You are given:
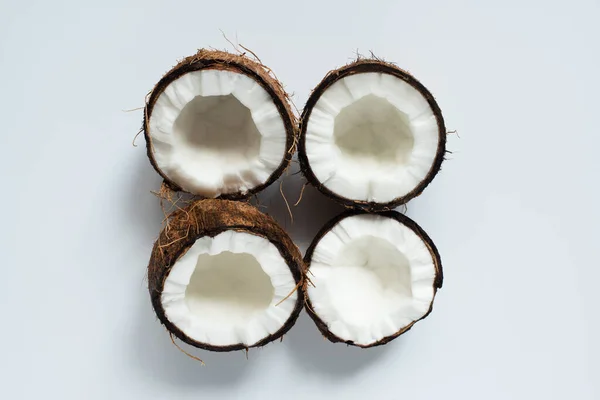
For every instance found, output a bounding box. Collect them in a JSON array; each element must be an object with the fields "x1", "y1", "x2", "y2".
[{"x1": 1, "y1": 0, "x2": 598, "y2": 399}]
